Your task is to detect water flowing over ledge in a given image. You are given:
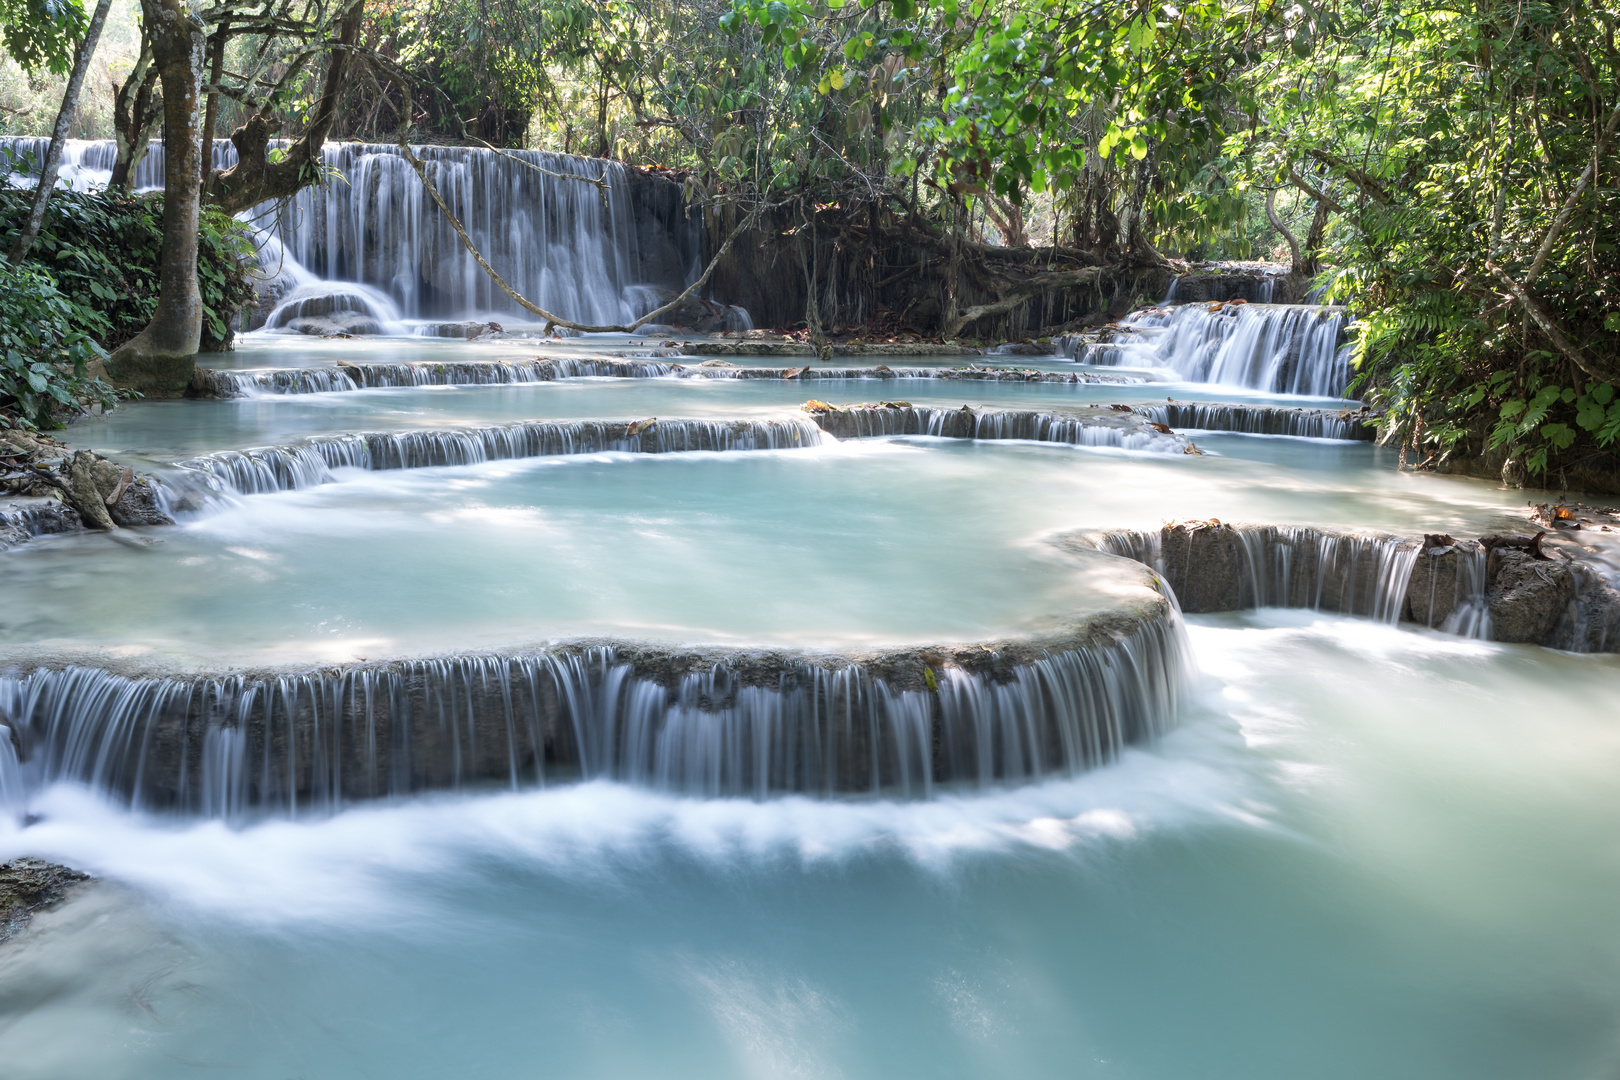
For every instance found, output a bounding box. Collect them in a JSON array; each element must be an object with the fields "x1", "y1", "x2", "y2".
[
  {"x1": 168, "y1": 417, "x2": 828, "y2": 496},
  {"x1": 1070, "y1": 522, "x2": 1620, "y2": 651},
  {"x1": 0, "y1": 595, "x2": 1186, "y2": 815},
  {"x1": 808, "y1": 405, "x2": 1196, "y2": 453},
  {"x1": 1140, "y1": 402, "x2": 1374, "y2": 441},
  {"x1": 1080, "y1": 303, "x2": 1351, "y2": 396},
  {"x1": 189, "y1": 358, "x2": 1143, "y2": 398}
]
